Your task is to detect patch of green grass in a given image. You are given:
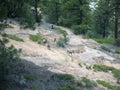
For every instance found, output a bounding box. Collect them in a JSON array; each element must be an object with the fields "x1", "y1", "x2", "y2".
[
  {"x1": 93, "y1": 38, "x2": 115, "y2": 44},
  {"x1": 81, "y1": 77, "x2": 97, "y2": 88},
  {"x1": 29, "y1": 34, "x2": 40, "y2": 42},
  {"x1": 93, "y1": 64, "x2": 120, "y2": 79},
  {"x1": 97, "y1": 80, "x2": 120, "y2": 90},
  {"x1": 52, "y1": 74, "x2": 74, "y2": 81},
  {"x1": 24, "y1": 73, "x2": 35, "y2": 81},
  {"x1": 29, "y1": 34, "x2": 46, "y2": 44},
  {"x1": 93, "y1": 64, "x2": 114, "y2": 72},
  {"x1": 4, "y1": 34, "x2": 24, "y2": 42},
  {"x1": 115, "y1": 50, "x2": 120, "y2": 54},
  {"x1": 58, "y1": 84, "x2": 75, "y2": 90}
]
